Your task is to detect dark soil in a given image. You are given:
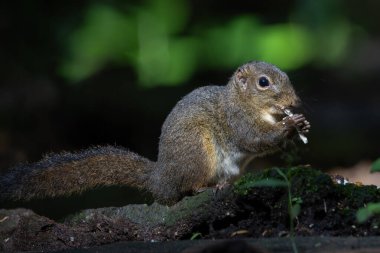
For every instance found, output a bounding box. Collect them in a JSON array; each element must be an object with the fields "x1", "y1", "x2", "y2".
[
  {"x1": 205, "y1": 167, "x2": 380, "y2": 239},
  {"x1": 1, "y1": 167, "x2": 380, "y2": 252}
]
